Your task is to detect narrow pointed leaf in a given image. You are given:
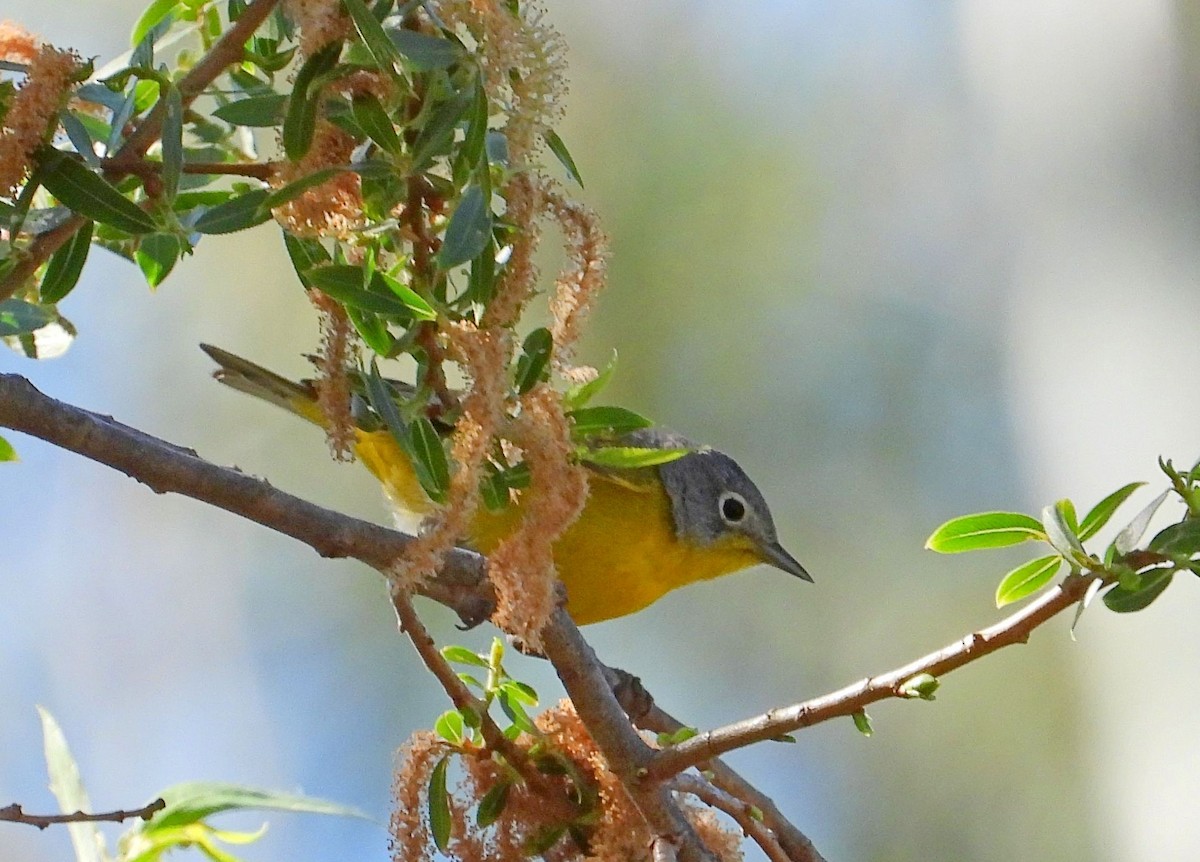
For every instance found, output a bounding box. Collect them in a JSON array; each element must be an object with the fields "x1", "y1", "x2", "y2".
[
  {"x1": 441, "y1": 645, "x2": 488, "y2": 667},
  {"x1": 437, "y1": 184, "x2": 491, "y2": 269},
  {"x1": 283, "y1": 41, "x2": 341, "y2": 159},
  {"x1": 282, "y1": 233, "x2": 330, "y2": 288},
  {"x1": 213, "y1": 93, "x2": 288, "y2": 127},
  {"x1": 192, "y1": 188, "x2": 271, "y2": 234},
  {"x1": 377, "y1": 271, "x2": 436, "y2": 319},
  {"x1": 513, "y1": 327, "x2": 552, "y2": 394},
  {"x1": 1113, "y1": 490, "x2": 1170, "y2": 555},
  {"x1": 428, "y1": 757, "x2": 452, "y2": 852},
  {"x1": 1103, "y1": 569, "x2": 1174, "y2": 613},
  {"x1": 1079, "y1": 482, "x2": 1145, "y2": 541},
  {"x1": 387, "y1": 28, "x2": 460, "y2": 70},
  {"x1": 580, "y1": 446, "x2": 688, "y2": 469},
  {"x1": 37, "y1": 147, "x2": 155, "y2": 234},
  {"x1": 568, "y1": 405, "x2": 653, "y2": 438},
  {"x1": 0, "y1": 299, "x2": 54, "y2": 336},
  {"x1": 260, "y1": 167, "x2": 343, "y2": 210},
  {"x1": 350, "y1": 92, "x2": 402, "y2": 154},
  {"x1": 563, "y1": 351, "x2": 618, "y2": 410},
  {"x1": 131, "y1": 0, "x2": 179, "y2": 47},
  {"x1": 544, "y1": 129, "x2": 583, "y2": 187},
  {"x1": 1042, "y1": 503, "x2": 1085, "y2": 559},
  {"x1": 995, "y1": 554, "x2": 1062, "y2": 607},
  {"x1": 342, "y1": 0, "x2": 402, "y2": 71},
  {"x1": 135, "y1": 232, "x2": 181, "y2": 287},
  {"x1": 40, "y1": 220, "x2": 93, "y2": 303},
  {"x1": 1147, "y1": 519, "x2": 1200, "y2": 556},
  {"x1": 852, "y1": 710, "x2": 873, "y2": 737},
  {"x1": 161, "y1": 84, "x2": 183, "y2": 198},
  {"x1": 410, "y1": 416, "x2": 450, "y2": 501},
  {"x1": 306, "y1": 265, "x2": 420, "y2": 316},
  {"x1": 39, "y1": 707, "x2": 103, "y2": 862},
  {"x1": 0, "y1": 435, "x2": 16, "y2": 462},
  {"x1": 476, "y1": 782, "x2": 510, "y2": 828},
  {"x1": 148, "y1": 782, "x2": 366, "y2": 831},
  {"x1": 925, "y1": 511, "x2": 1044, "y2": 554}
]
